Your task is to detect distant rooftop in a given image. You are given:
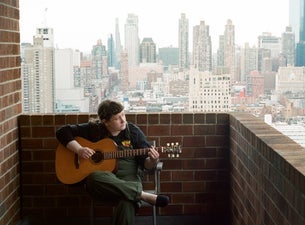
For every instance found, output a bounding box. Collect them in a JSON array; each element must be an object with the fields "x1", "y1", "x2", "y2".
[{"x1": 272, "y1": 123, "x2": 305, "y2": 148}]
